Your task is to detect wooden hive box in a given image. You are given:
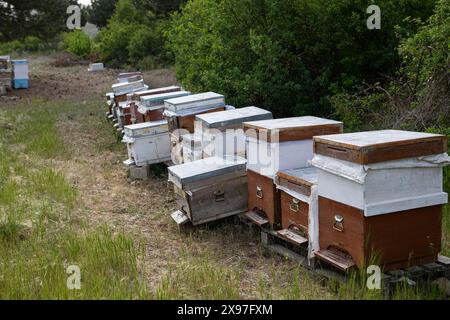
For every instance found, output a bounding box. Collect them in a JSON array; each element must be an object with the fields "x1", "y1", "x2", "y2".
[
  {"x1": 311, "y1": 130, "x2": 449, "y2": 271},
  {"x1": 275, "y1": 167, "x2": 318, "y2": 248},
  {"x1": 126, "y1": 86, "x2": 182, "y2": 123},
  {"x1": 168, "y1": 156, "x2": 248, "y2": 226},
  {"x1": 164, "y1": 92, "x2": 227, "y2": 135},
  {"x1": 122, "y1": 120, "x2": 171, "y2": 167},
  {"x1": 164, "y1": 106, "x2": 226, "y2": 134},
  {"x1": 195, "y1": 106, "x2": 273, "y2": 159},
  {"x1": 165, "y1": 92, "x2": 225, "y2": 113},
  {"x1": 243, "y1": 117, "x2": 343, "y2": 228},
  {"x1": 138, "y1": 91, "x2": 191, "y2": 123},
  {"x1": 244, "y1": 116, "x2": 343, "y2": 177}
]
